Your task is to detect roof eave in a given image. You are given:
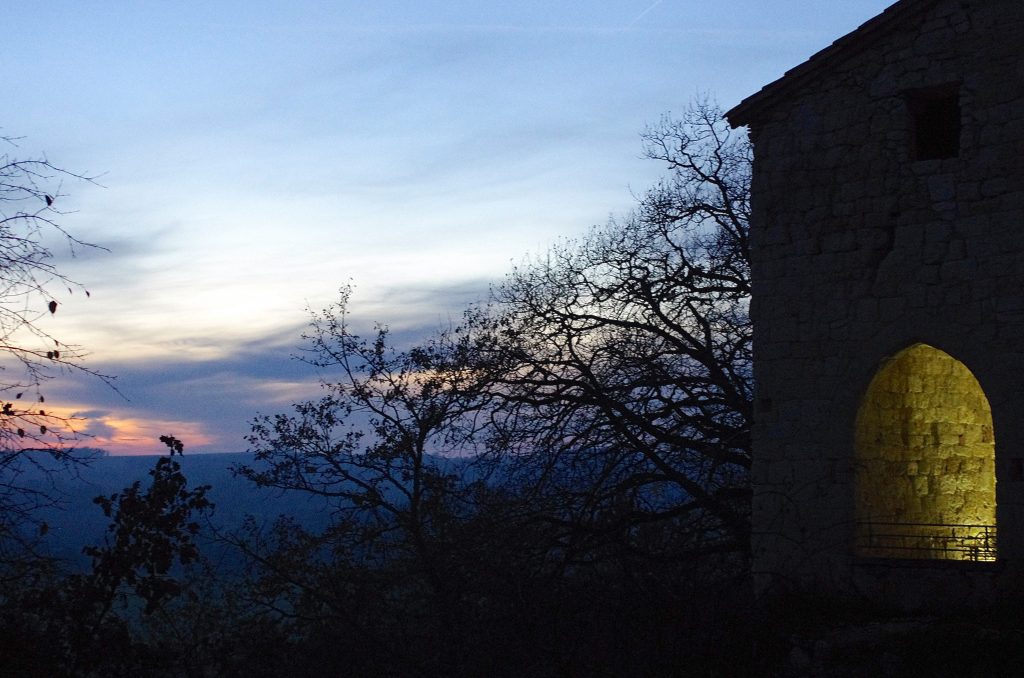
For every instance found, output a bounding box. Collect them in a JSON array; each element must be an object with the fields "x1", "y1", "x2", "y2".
[{"x1": 725, "y1": 0, "x2": 938, "y2": 128}]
